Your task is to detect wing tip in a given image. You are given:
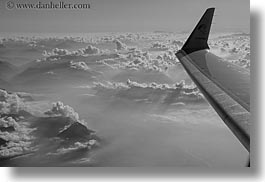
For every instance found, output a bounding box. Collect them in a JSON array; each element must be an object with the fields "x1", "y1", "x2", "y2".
[{"x1": 180, "y1": 7, "x2": 215, "y2": 54}]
